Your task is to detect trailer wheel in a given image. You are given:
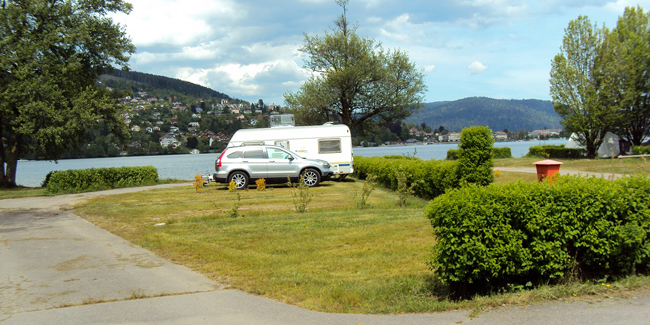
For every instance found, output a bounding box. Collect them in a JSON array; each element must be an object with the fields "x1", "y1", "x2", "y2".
[{"x1": 301, "y1": 168, "x2": 320, "y2": 187}]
